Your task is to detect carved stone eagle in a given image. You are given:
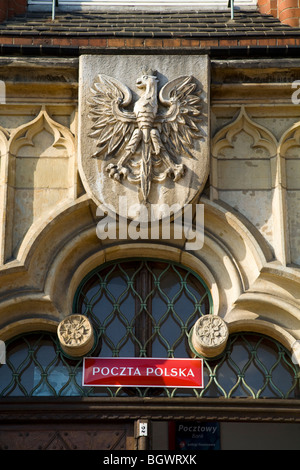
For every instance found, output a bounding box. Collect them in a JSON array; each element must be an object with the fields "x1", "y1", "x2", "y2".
[{"x1": 88, "y1": 71, "x2": 203, "y2": 203}]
